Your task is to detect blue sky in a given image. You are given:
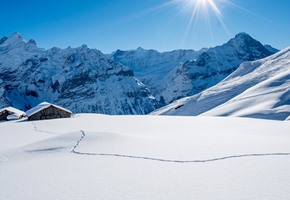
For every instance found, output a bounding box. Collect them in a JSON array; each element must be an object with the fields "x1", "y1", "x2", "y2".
[{"x1": 1, "y1": 0, "x2": 289, "y2": 53}]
